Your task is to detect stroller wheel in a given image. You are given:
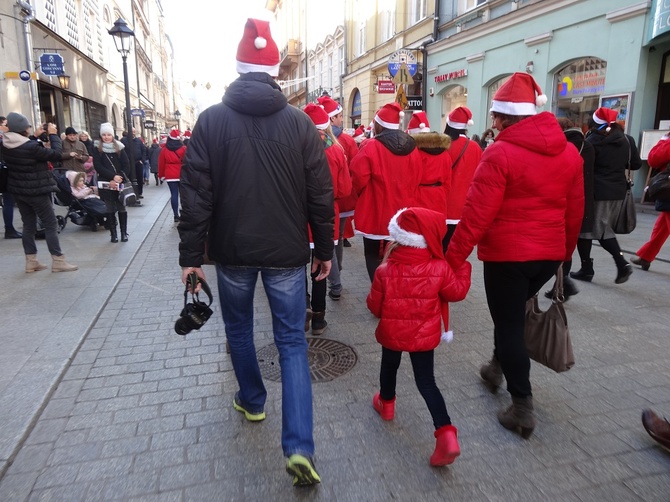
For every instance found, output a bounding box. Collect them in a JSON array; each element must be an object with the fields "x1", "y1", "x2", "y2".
[{"x1": 57, "y1": 215, "x2": 67, "y2": 232}]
